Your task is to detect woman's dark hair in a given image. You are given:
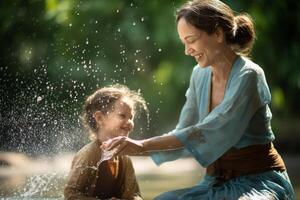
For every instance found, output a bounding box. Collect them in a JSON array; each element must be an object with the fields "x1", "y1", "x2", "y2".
[
  {"x1": 176, "y1": 0, "x2": 255, "y2": 55},
  {"x1": 82, "y1": 84, "x2": 147, "y2": 138}
]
